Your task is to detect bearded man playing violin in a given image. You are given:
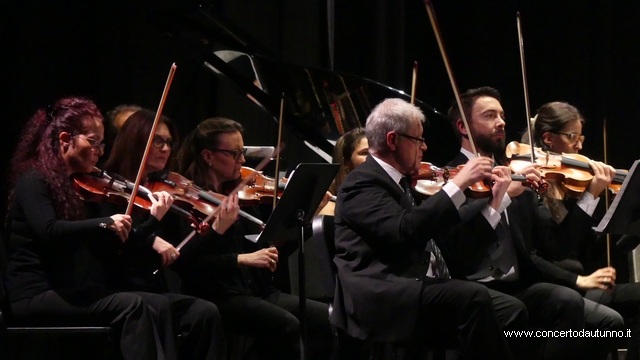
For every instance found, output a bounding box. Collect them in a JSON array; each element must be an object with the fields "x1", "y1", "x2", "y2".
[
  {"x1": 526, "y1": 101, "x2": 640, "y2": 360},
  {"x1": 444, "y1": 87, "x2": 622, "y2": 360}
]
